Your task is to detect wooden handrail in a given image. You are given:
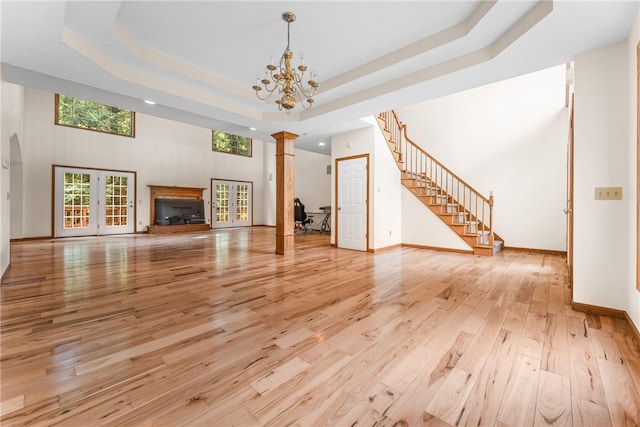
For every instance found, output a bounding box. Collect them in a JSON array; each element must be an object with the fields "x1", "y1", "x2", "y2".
[
  {"x1": 378, "y1": 110, "x2": 495, "y2": 247},
  {"x1": 401, "y1": 127, "x2": 492, "y2": 205}
]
